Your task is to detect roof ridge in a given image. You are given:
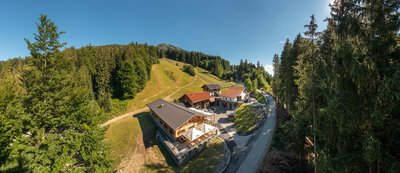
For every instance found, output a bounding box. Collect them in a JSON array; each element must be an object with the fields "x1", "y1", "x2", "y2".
[
  {"x1": 186, "y1": 91, "x2": 208, "y2": 95},
  {"x1": 168, "y1": 100, "x2": 200, "y2": 116}
]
